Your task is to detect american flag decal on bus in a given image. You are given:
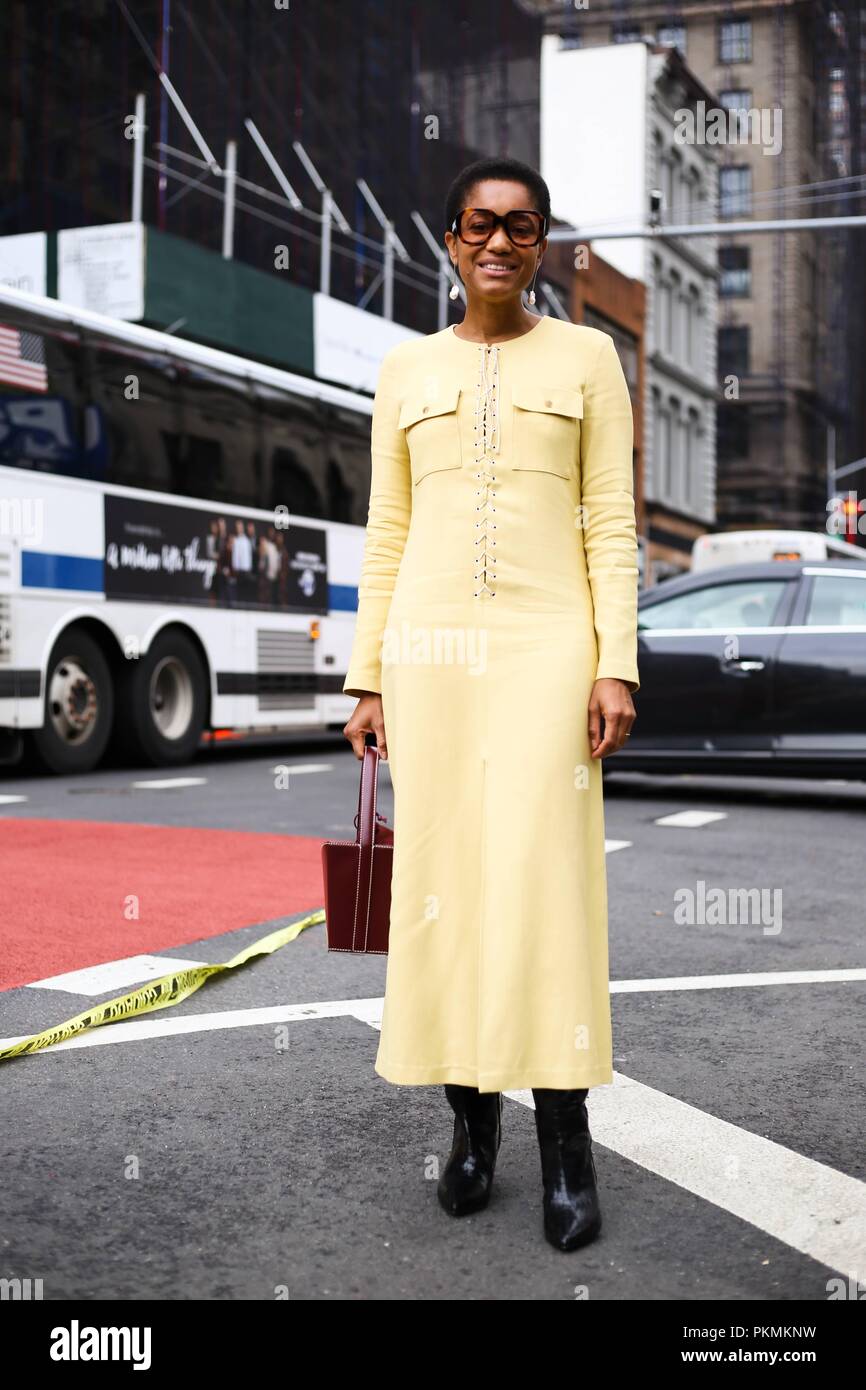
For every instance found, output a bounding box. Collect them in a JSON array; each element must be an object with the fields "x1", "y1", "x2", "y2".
[{"x1": 0, "y1": 323, "x2": 48, "y2": 392}]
